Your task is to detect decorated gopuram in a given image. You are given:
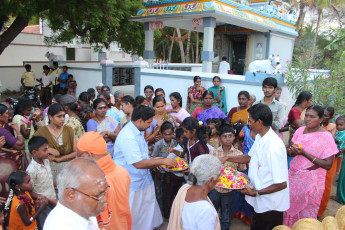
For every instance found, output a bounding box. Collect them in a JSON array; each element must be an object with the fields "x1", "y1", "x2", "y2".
[{"x1": 132, "y1": 0, "x2": 298, "y2": 74}]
